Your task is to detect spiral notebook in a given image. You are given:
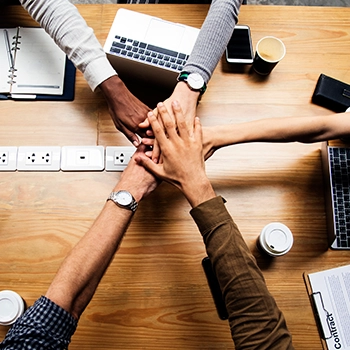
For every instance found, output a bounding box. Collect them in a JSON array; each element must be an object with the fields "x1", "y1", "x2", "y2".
[{"x1": 0, "y1": 27, "x2": 75, "y2": 100}]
